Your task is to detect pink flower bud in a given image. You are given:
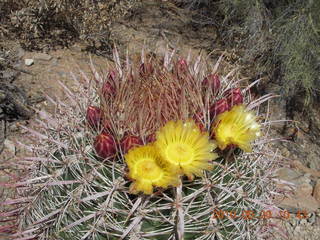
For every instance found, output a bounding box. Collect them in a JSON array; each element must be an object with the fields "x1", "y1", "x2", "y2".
[
  {"x1": 94, "y1": 133, "x2": 117, "y2": 159},
  {"x1": 102, "y1": 81, "x2": 115, "y2": 97},
  {"x1": 86, "y1": 106, "x2": 102, "y2": 129},
  {"x1": 121, "y1": 135, "x2": 143, "y2": 153},
  {"x1": 202, "y1": 74, "x2": 220, "y2": 93},
  {"x1": 225, "y1": 88, "x2": 243, "y2": 107},
  {"x1": 210, "y1": 98, "x2": 229, "y2": 118}
]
